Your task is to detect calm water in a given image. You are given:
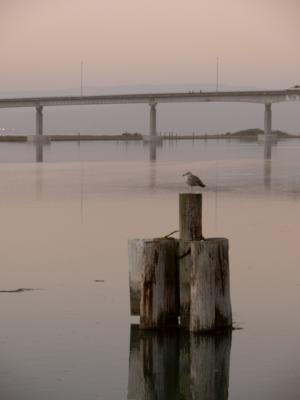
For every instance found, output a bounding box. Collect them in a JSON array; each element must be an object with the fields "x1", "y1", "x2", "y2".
[{"x1": 0, "y1": 139, "x2": 299, "y2": 399}]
